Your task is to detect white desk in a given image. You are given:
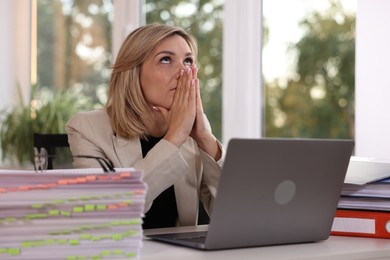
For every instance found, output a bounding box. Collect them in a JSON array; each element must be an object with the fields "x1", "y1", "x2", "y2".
[{"x1": 141, "y1": 226, "x2": 390, "y2": 260}]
